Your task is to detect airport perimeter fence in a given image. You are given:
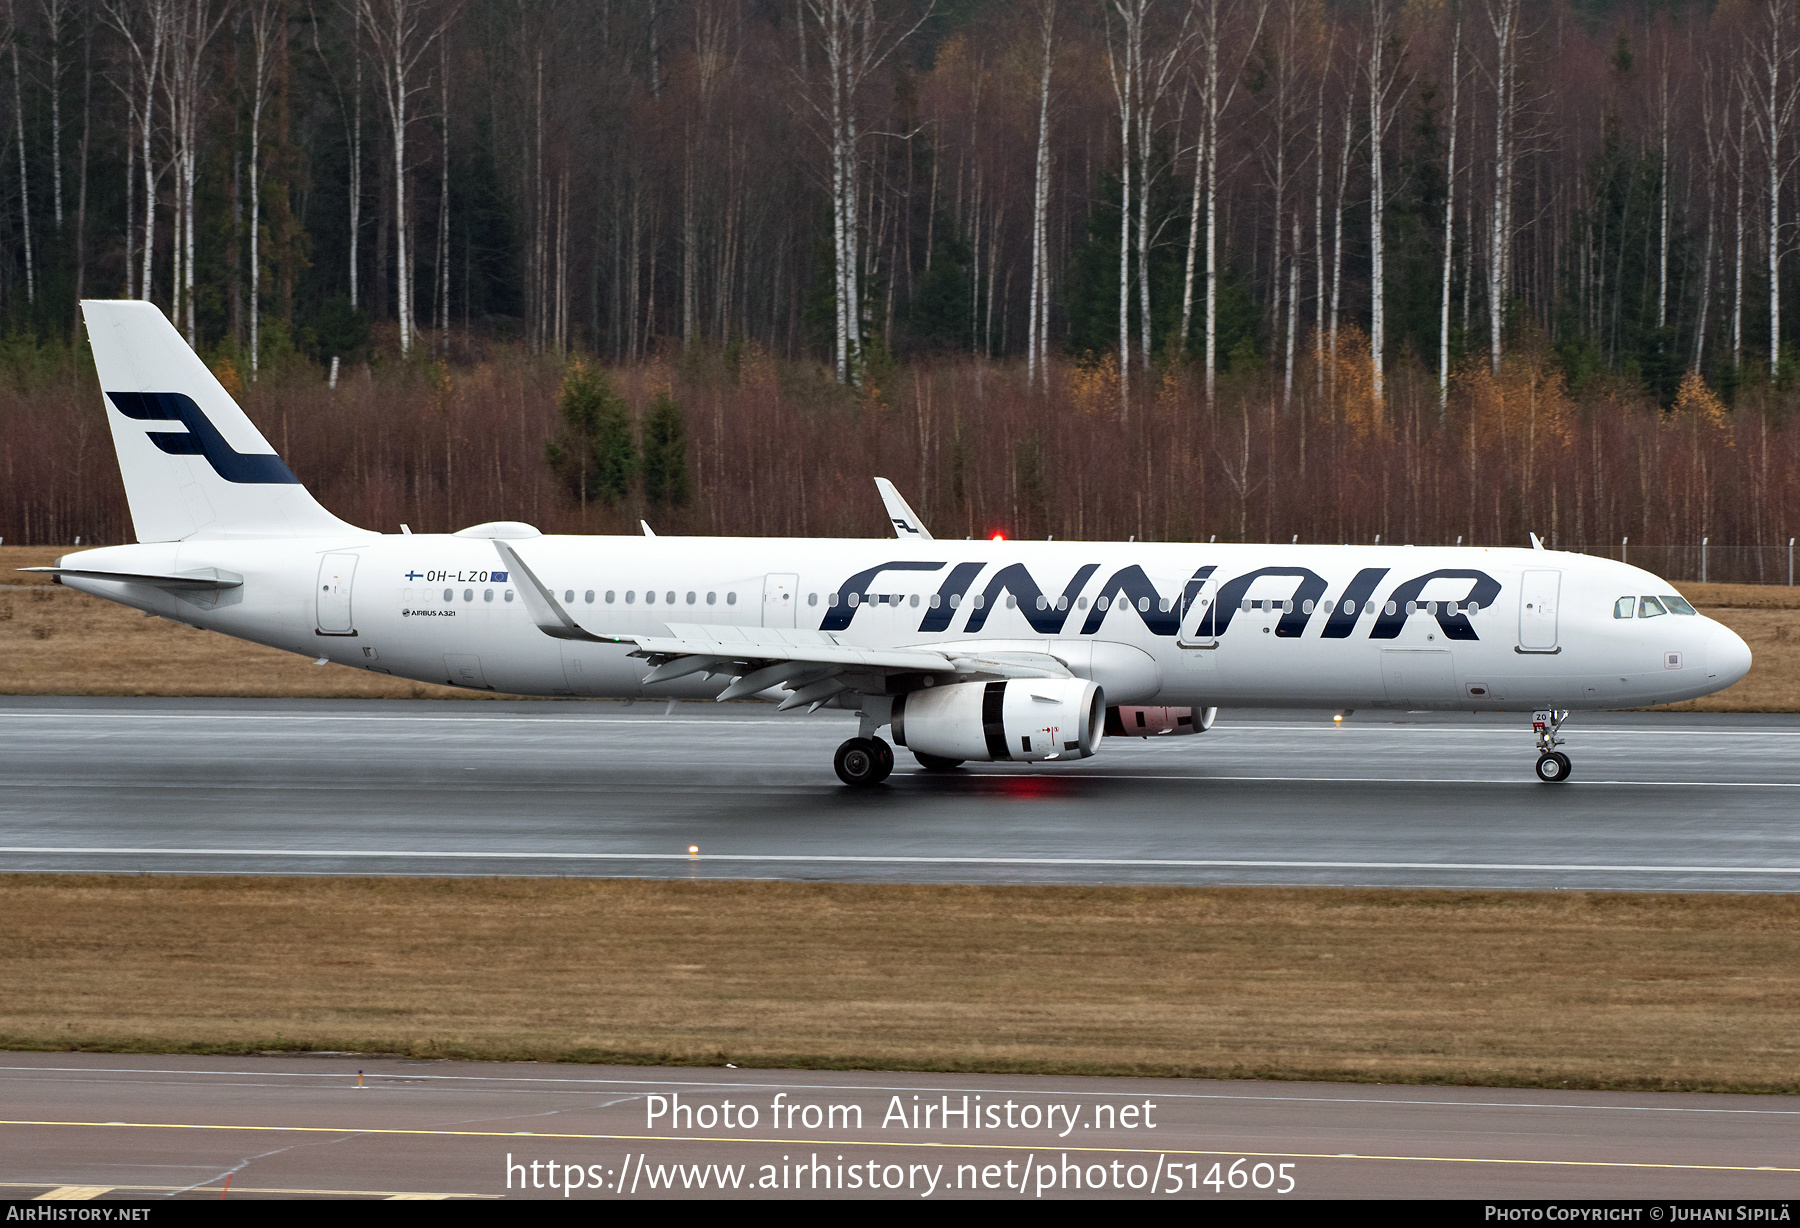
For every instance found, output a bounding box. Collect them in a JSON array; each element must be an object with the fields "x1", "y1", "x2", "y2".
[{"x1": 1507, "y1": 540, "x2": 1798, "y2": 586}]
